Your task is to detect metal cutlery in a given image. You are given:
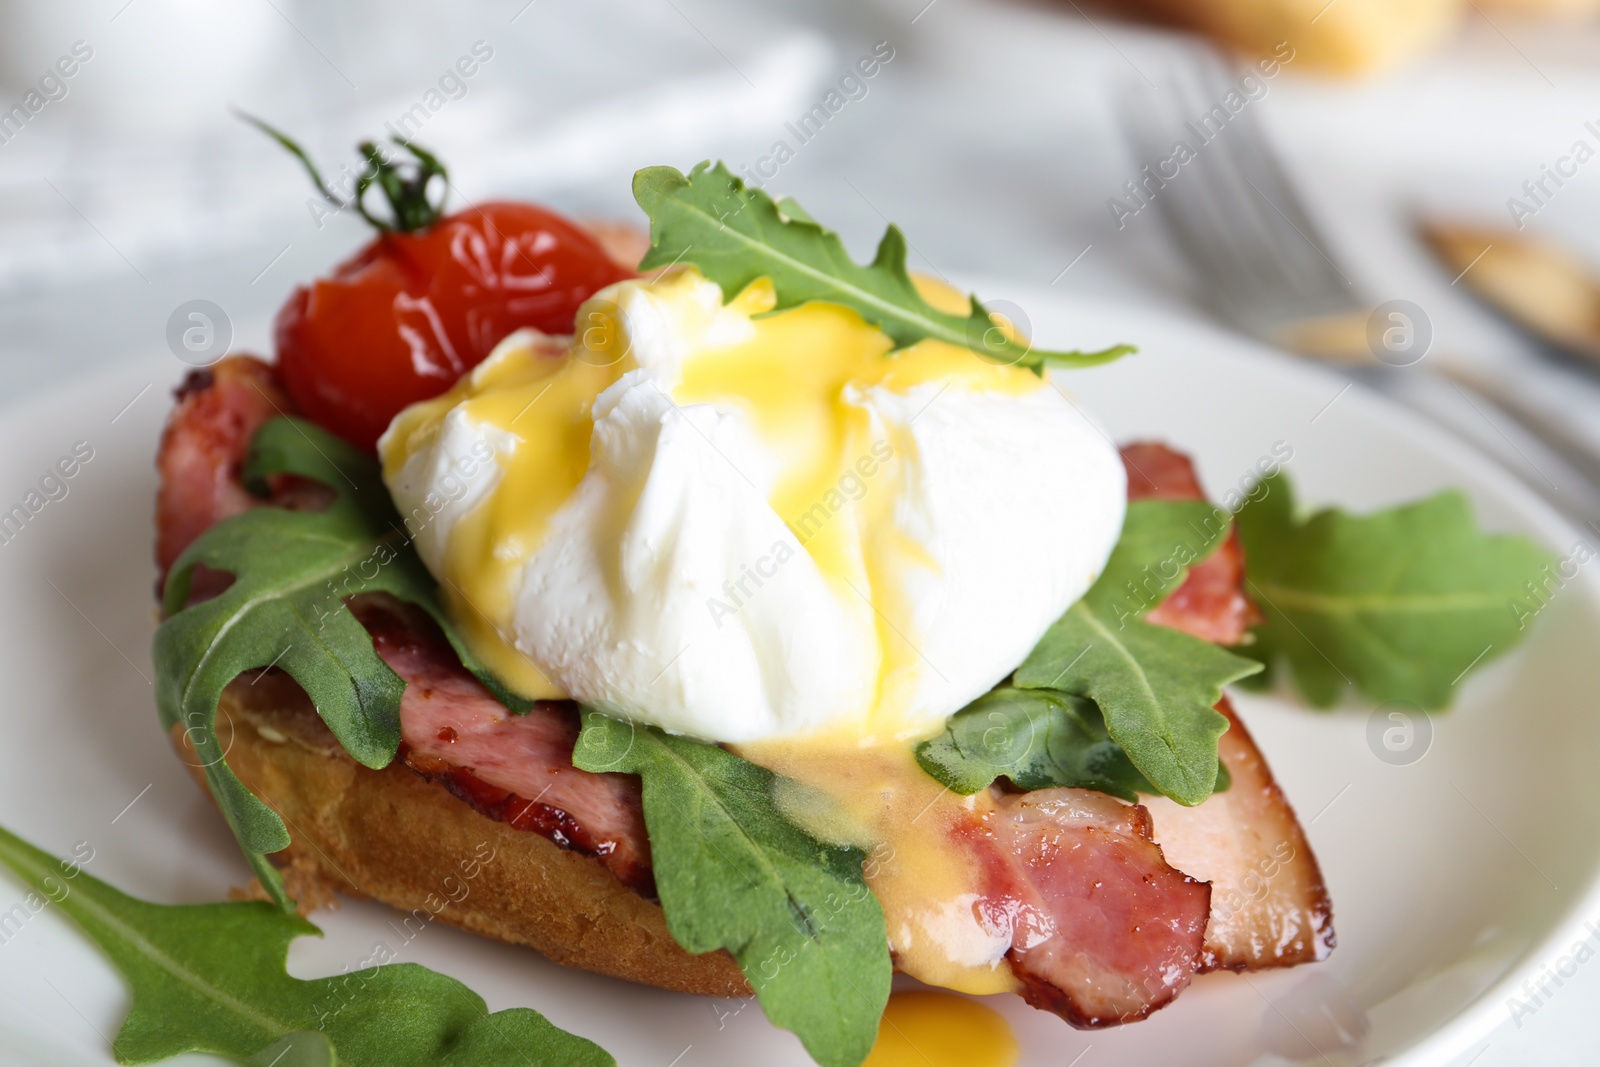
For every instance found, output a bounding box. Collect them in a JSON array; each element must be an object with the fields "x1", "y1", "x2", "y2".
[{"x1": 1114, "y1": 48, "x2": 1600, "y2": 520}]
